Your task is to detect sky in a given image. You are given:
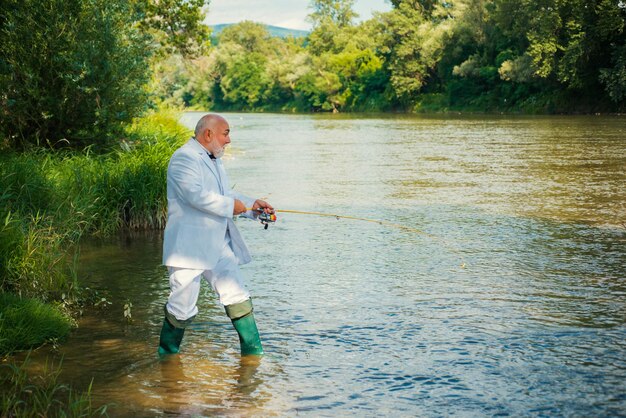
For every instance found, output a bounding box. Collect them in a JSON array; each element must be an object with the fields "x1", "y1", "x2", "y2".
[{"x1": 204, "y1": 0, "x2": 393, "y2": 31}]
